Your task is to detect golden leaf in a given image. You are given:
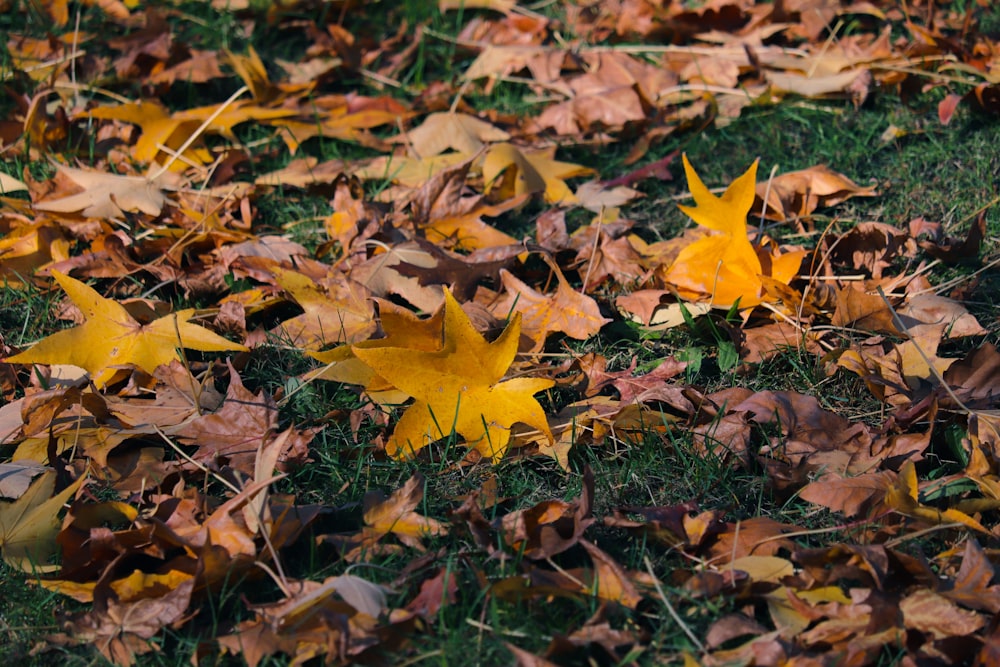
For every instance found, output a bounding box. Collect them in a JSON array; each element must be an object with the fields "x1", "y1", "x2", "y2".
[
  {"x1": 6, "y1": 271, "x2": 247, "y2": 388},
  {"x1": 663, "y1": 154, "x2": 804, "y2": 309},
  {"x1": 351, "y1": 289, "x2": 554, "y2": 462}
]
